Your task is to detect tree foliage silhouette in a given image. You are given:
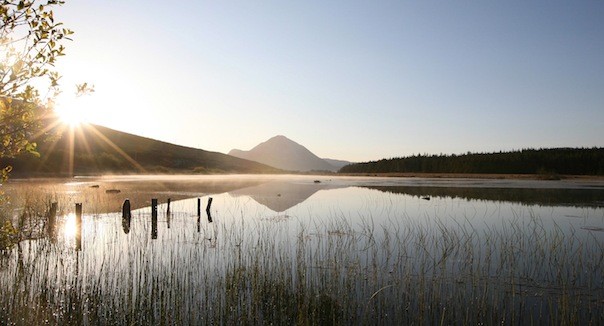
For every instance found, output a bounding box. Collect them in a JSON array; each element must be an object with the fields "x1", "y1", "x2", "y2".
[{"x1": 0, "y1": 0, "x2": 84, "y2": 180}]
